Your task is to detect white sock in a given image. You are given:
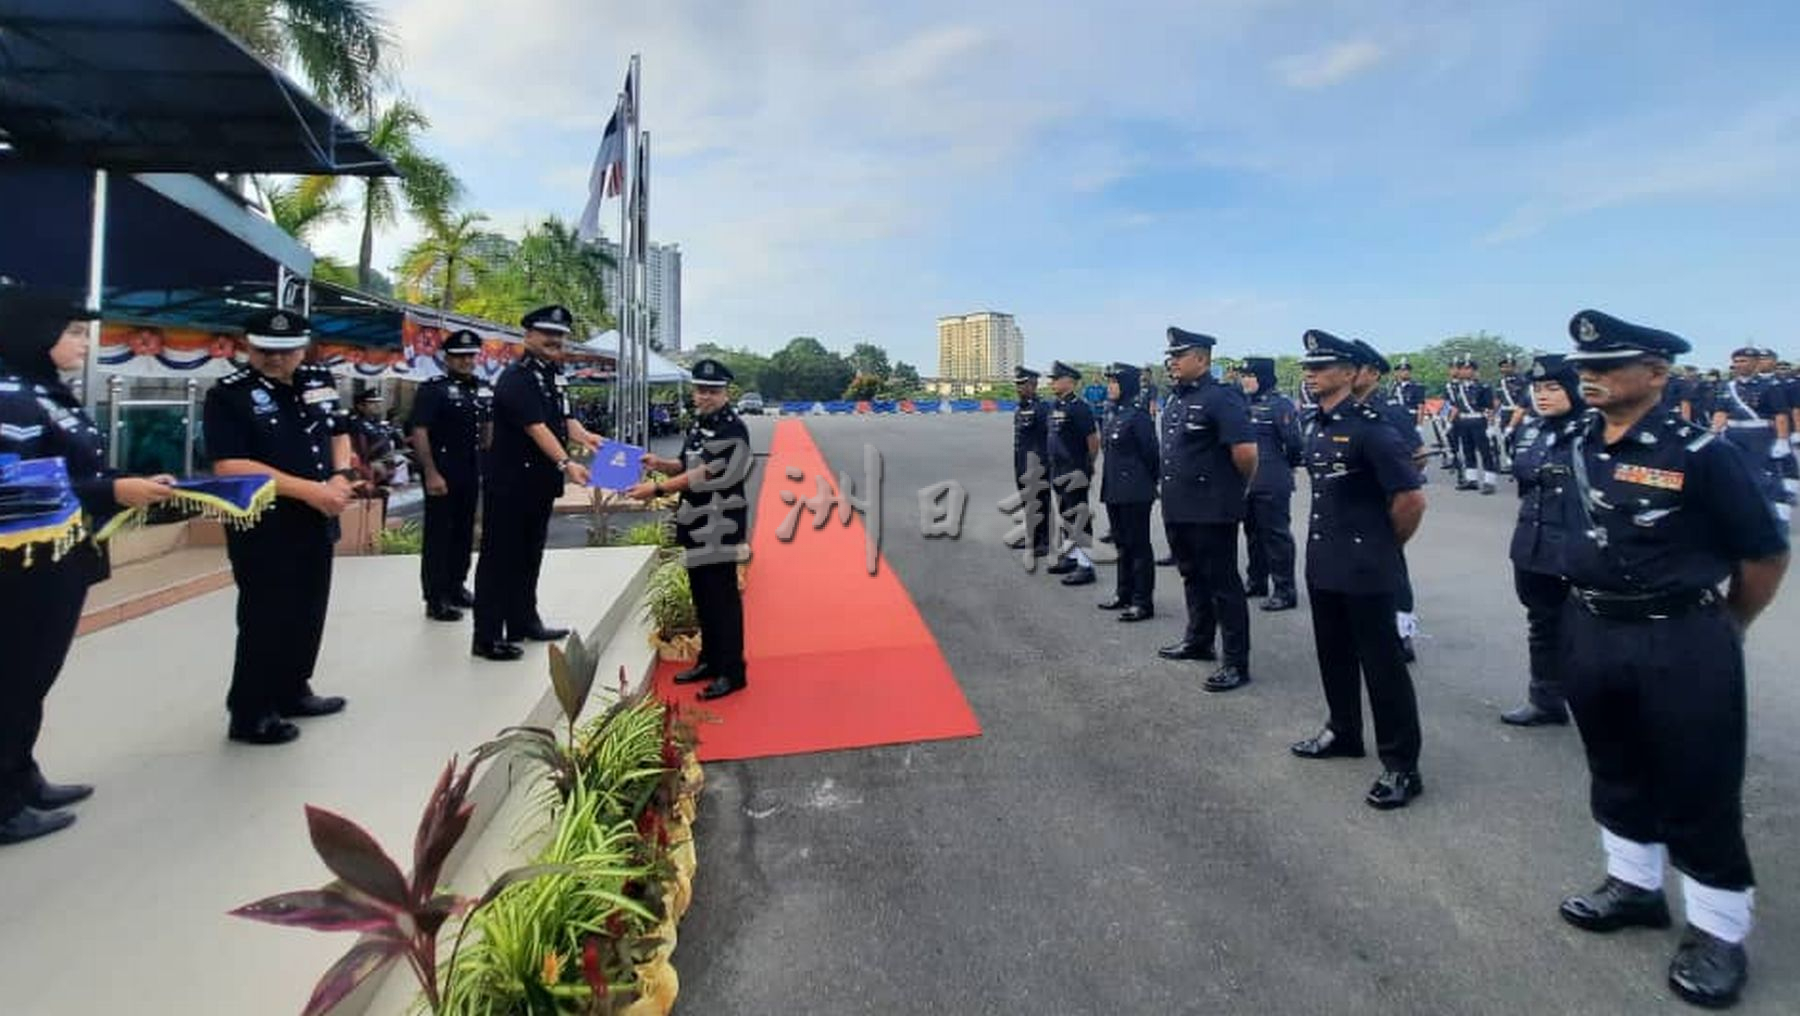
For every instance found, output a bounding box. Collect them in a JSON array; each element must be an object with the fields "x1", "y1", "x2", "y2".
[
  {"x1": 1482, "y1": 470, "x2": 1496, "y2": 486},
  {"x1": 1071, "y1": 546, "x2": 1093, "y2": 568},
  {"x1": 1683, "y1": 876, "x2": 1754, "y2": 944},
  {"x1": 1463, "y1": 468, "x2": 1476, "y2": 483},
  {"x1": 1396, "y1": 612, "x2": 1418, "y2": 638},
  {"x1": 1602, "y1": 828, "x2": 1666, "y2": 891}
]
